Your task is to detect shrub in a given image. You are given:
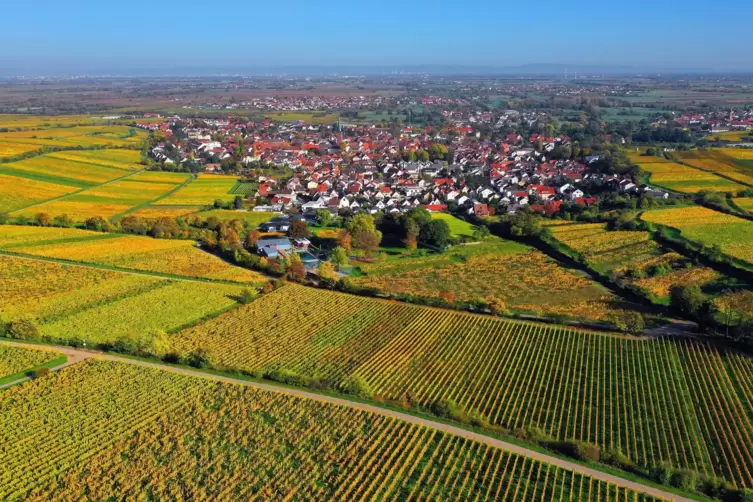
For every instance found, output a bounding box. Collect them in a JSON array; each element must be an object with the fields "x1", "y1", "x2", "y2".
[
  {"x1": 238, "y1": 288, "x2": 255, "y2": 305},
  {"x1": 184, "y1": 348, "x2": 212, "y2": 369},
  {"x1": 670, "y1": 469, "x2": 697, "y2": 492},
  {"x1": 650, "y1": 463, "x2": 673, "y2": 485},
  {"x1": 340, "y1": 375, "x2": 373, "y2": 399},
  {"x1": 8, "y1": 319, "x2": 39, "y2": 340},
  {"x1": 32, "y1": 367, "x2": 51, "y2": 379},
  {"x1": 430, "y1": 399, "x2": 470, "y2": 424},
  {"x1": 602, "y1": 448, "x2": 633, "y2": 470}
]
